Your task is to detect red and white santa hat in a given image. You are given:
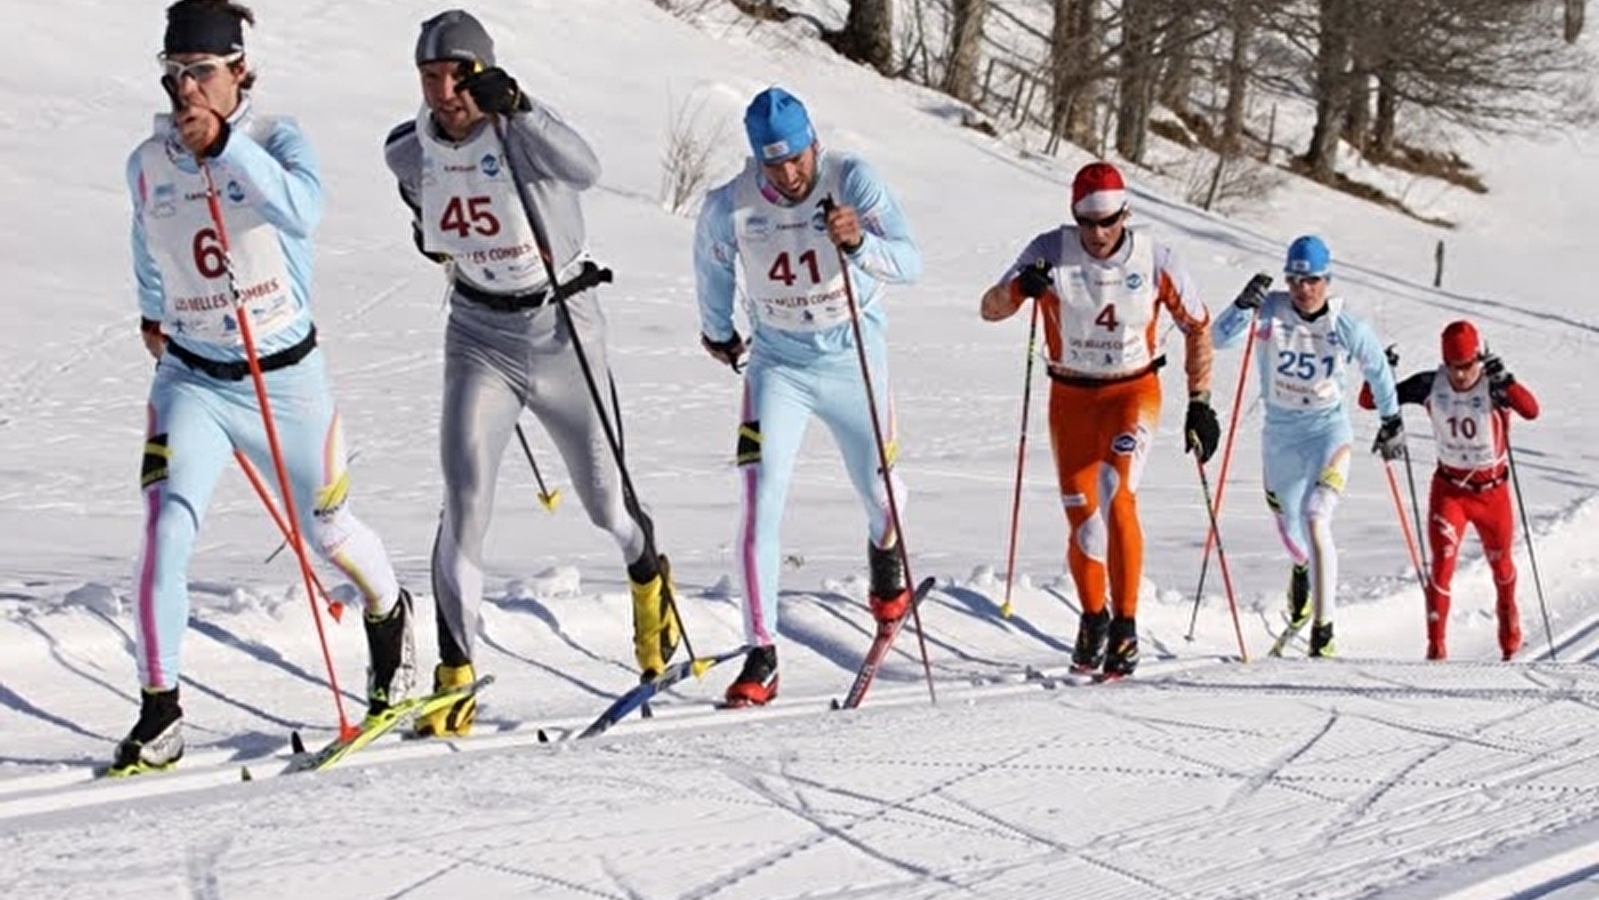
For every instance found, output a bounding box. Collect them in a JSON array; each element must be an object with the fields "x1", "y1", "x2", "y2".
[{"x1": 1072, "y1": 162, "x2": 1128, "y2": 217}]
